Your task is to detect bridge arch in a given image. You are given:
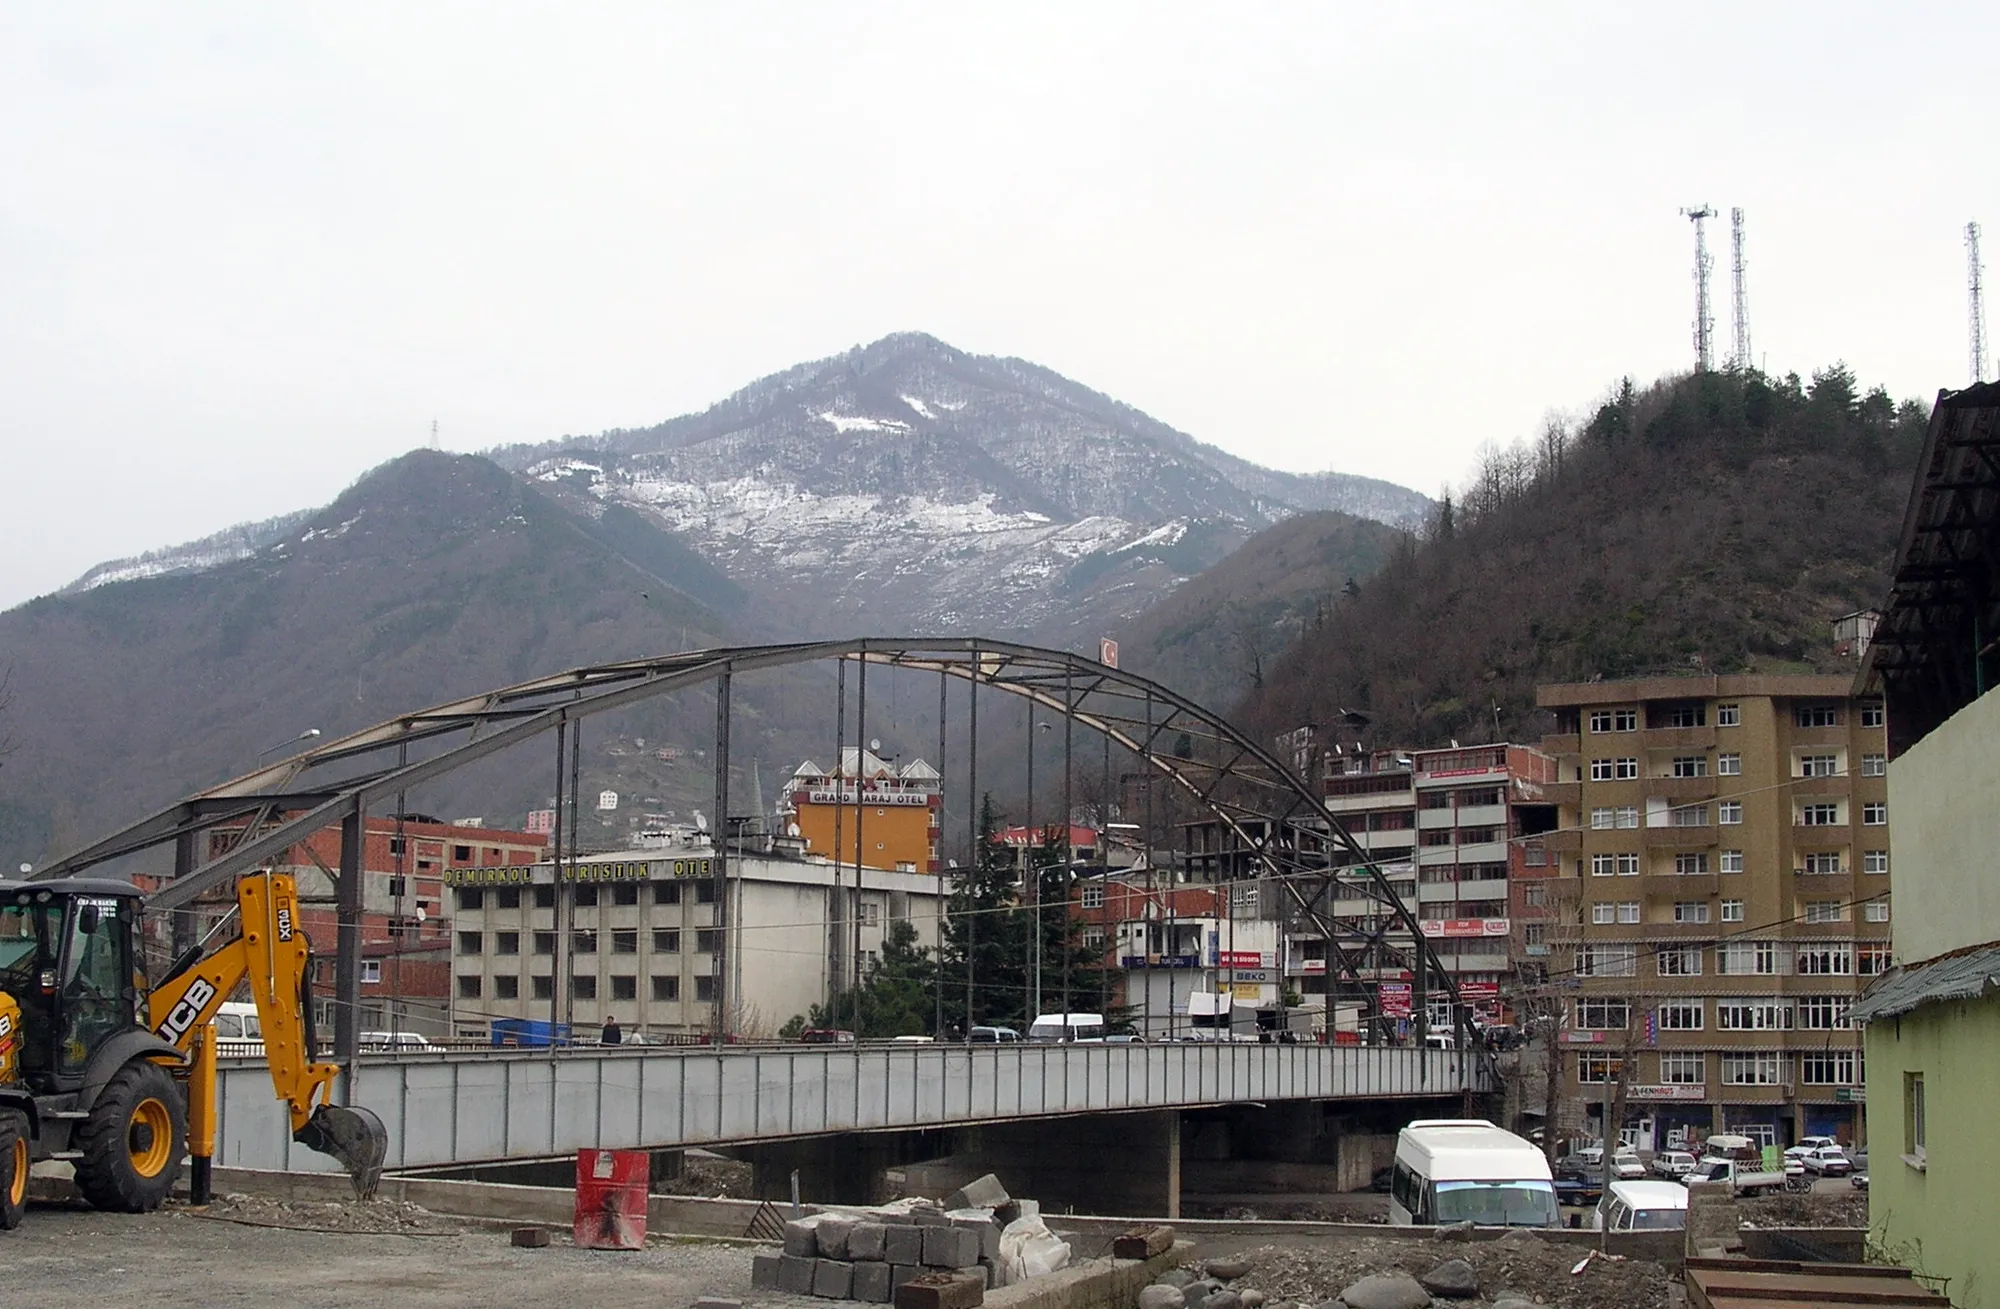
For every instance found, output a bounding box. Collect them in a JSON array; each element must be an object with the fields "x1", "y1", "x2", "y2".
[{"x1": 41, "y1": 638, "x2": 1468, "y2": 1053}]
